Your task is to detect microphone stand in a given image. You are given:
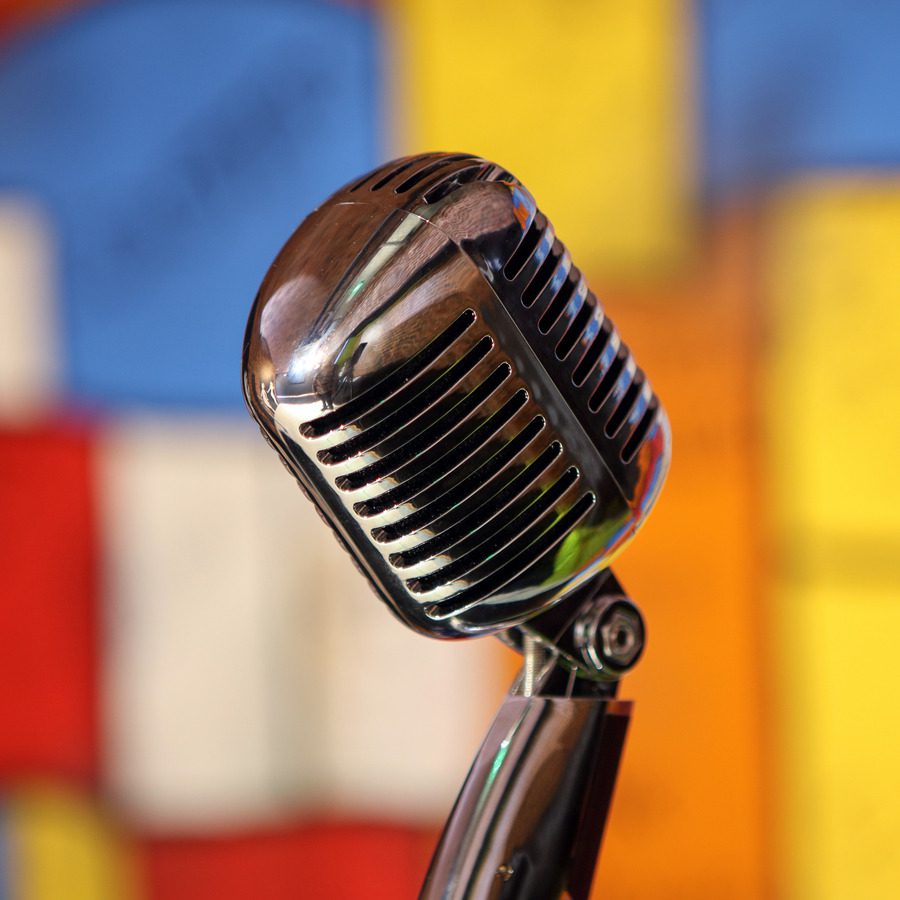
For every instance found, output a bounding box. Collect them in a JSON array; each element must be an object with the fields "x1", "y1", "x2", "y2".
[{"x1": 420, "y1": 574, "x2": 640, "y2": 899}]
